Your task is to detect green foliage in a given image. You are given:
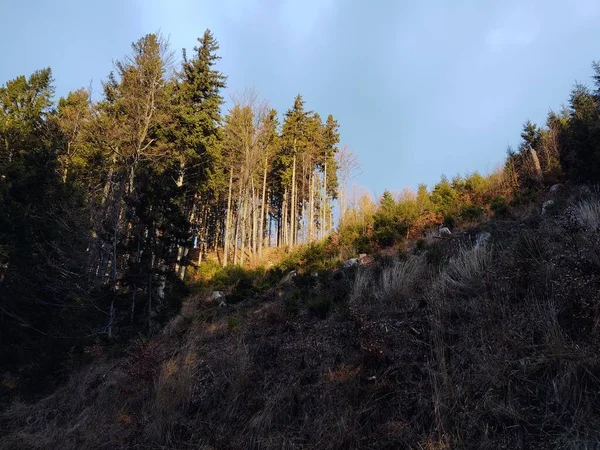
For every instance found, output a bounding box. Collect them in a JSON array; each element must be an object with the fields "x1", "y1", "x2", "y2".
[
  {"x1": 227, "y1": 315, "x2": 240, "y2": 331},
  {"x1": 283, "y1": 291, "x2": 302, "y2": 317},
  {"x1": 491, "y1": 196, "x2": 509, "y2": 217},
  {"x1": 307, "y1": 296, "x2": 332, "y2": 318},
  {"x1": 460, "y1": 204, "x2": 484, "y2": 221},
  {"x1": 431, "y1": 175, "x2": 459, "y2": 218},
  {"x1": 559, "y1": 81, "x2": 600, "y2": 182},
  {"x1": 276, "y1": 241, "x2": 340, "y2": 274},
  {"x1": 425, "y1": 244, "x2": 447, "y2": 268},
  {"x1": 373, "y1": 191, "x2": 406, "y2": 246},
  {"x1": 443, "y1": 215, "x2": 456, "y2": 229}
]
